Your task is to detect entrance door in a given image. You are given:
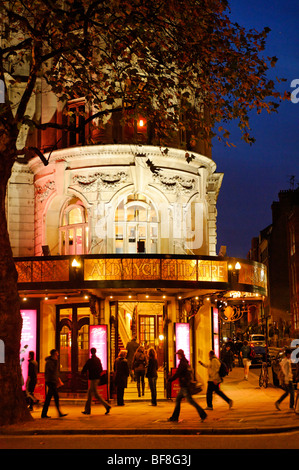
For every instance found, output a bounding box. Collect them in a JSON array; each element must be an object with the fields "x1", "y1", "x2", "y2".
[
  {"x1": 56, "y1": 304, "x2": 90, "y2": 392},
  {"x1": 139, "y1": 314, "x2": 164, "y2": 367}
]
